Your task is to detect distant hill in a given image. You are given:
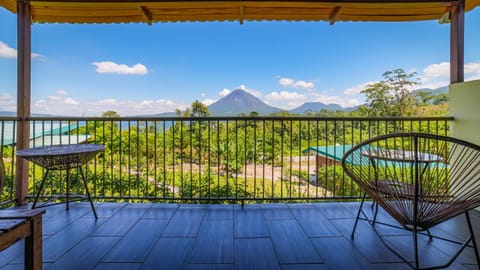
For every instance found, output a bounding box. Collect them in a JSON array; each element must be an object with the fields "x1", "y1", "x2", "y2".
[
  {"x1": 414, "y1": 85, "x2": 448, "y2": 95},
  {"x1": 207, "y1": 89, "x2": 283, "y2": 116},
  {"x1": 0, "y1": 111, "x2": 53, "y2": 117},
  {"x1": 289, "y1": 102, "x2": 345, "y2": 114}
]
